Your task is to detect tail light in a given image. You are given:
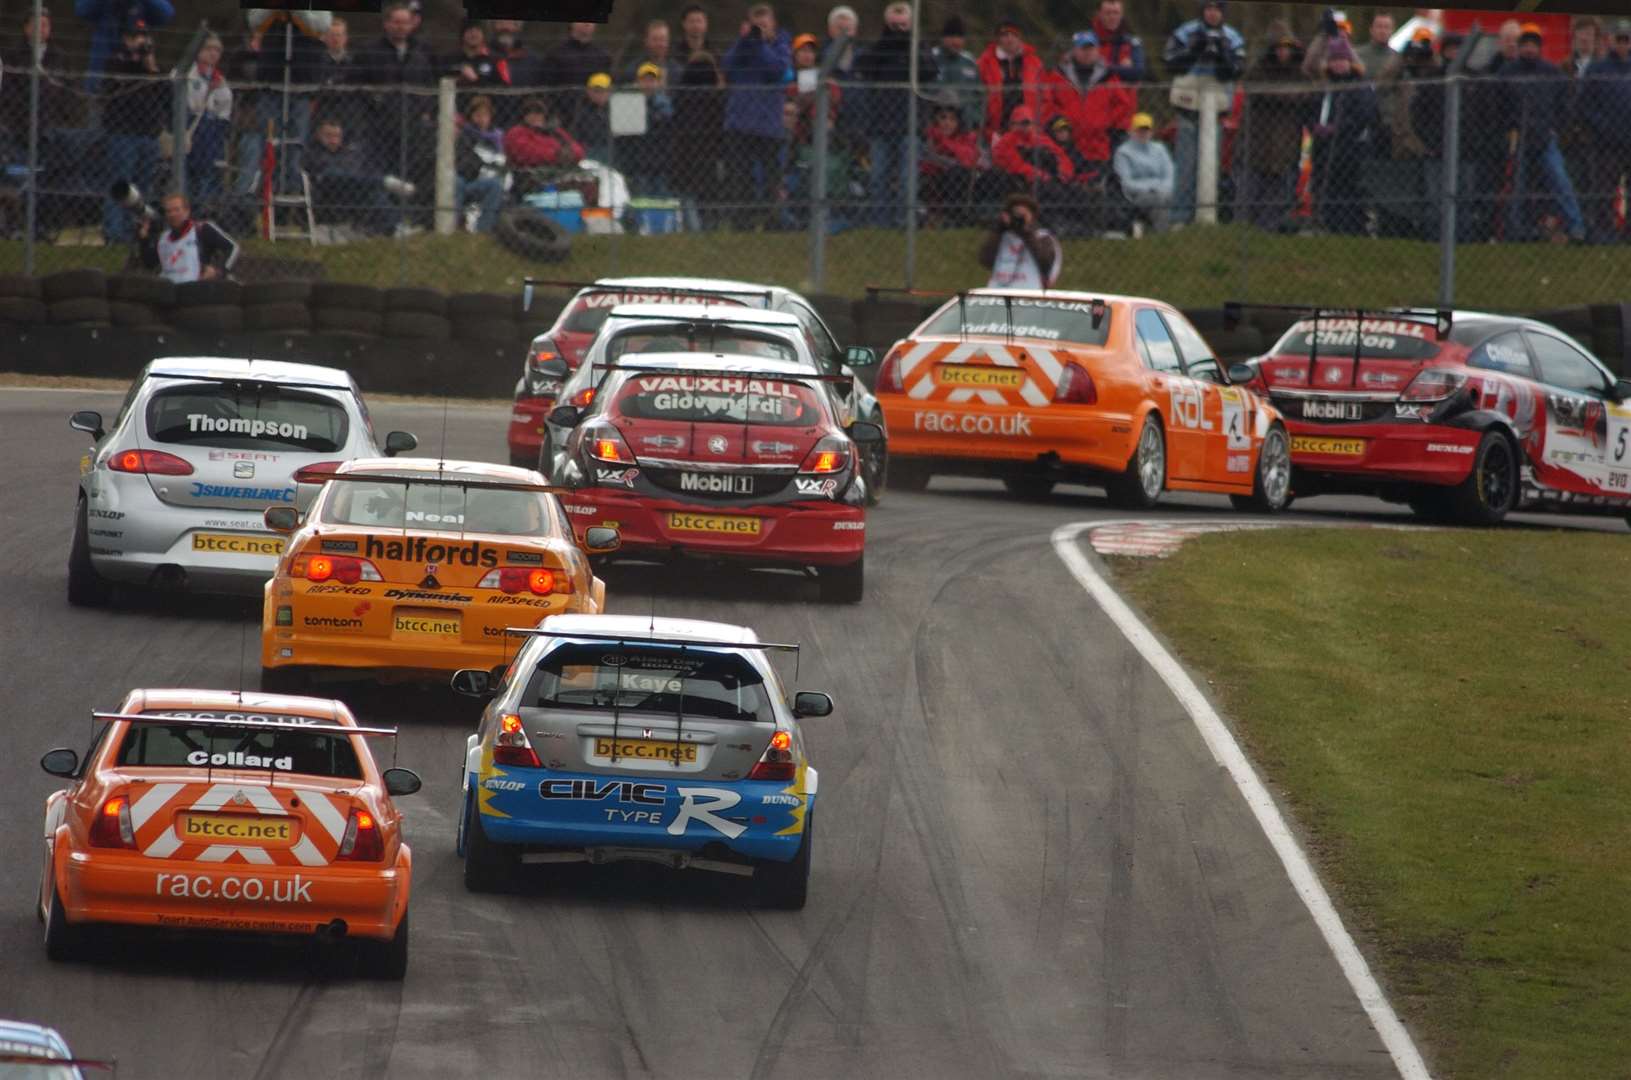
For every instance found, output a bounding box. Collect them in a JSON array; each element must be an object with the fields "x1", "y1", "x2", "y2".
[
  {"x1": 586, "y1": 425, "x2": 636, "y2": 465},
  {"x1": 108, "y1": 449, "x2": 193, "y2": 476},
  {"x1": 747, "y1": 730, "x2": 796, "y2": 782},
  {"x1": 493, "y1": 712, "x2": 541, "y2": 768},
  {"x1": 877, "y1": 347, "x2": 906, "y2": 393},
  {"x1": 89, "y1": 795, "x2": 136, "y2": 849},
  {"x1": 336, "y1": 808, "x2": 385, "y2": 861},
  {"x1": 293, "y1": 461, "x2": 344, "y2": 484},
  {"x1": 1053, "y1": 361, "x2": 1098, "y2": 405},
  {"x1": 799, "y1": 437, "x2": 850, "y2": 474},
  {"x1": 477, "y1": 566, "x2": 573, "y2": 595},
  {"x1": 568, "y1": 386, "x2": 596, "y2": 408},
  {"x1": 1401, "y1": 369, "x2": 1468, "y2": 402},
  {"x1": 291, "y1": 554, "x2": 383, "y2": 583}
]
